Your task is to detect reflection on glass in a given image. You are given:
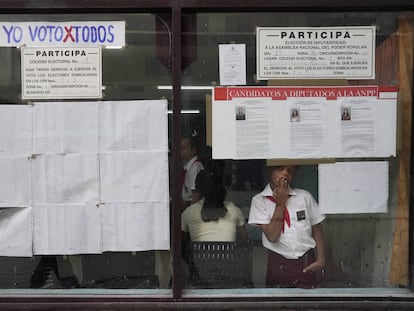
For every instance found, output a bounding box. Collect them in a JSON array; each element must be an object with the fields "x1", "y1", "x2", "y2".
[
  {"x1": 0, "y1": 13, "x2": 172, "y2": 290},
  {"x1": 180, "y1": 11, "x2": 404, "y2": 289}
]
